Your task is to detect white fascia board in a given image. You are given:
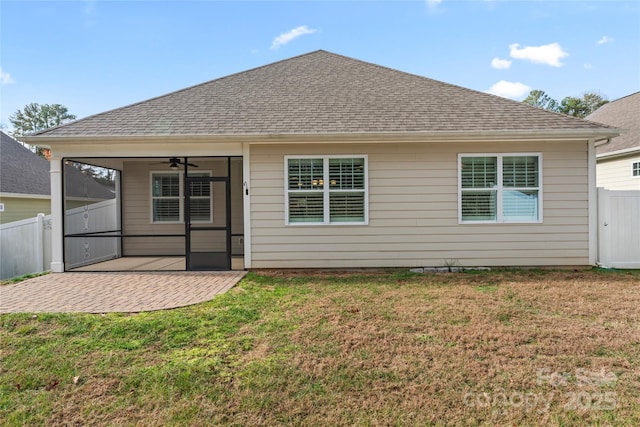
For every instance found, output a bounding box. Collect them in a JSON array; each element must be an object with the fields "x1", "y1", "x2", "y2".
[
  {"x1": 19, "y1": 128, "x2": 621, "y2": 147},
  {"x1": 596, "y1": 146, "x2": 640, "y2": 160}
]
